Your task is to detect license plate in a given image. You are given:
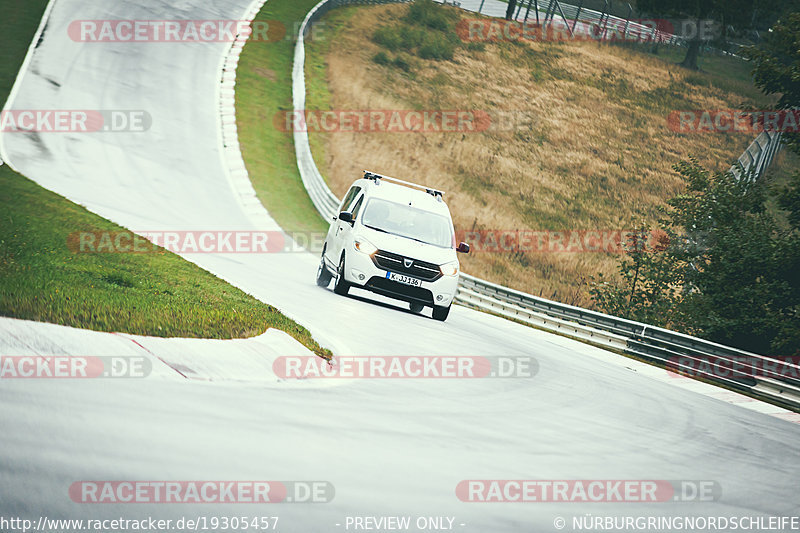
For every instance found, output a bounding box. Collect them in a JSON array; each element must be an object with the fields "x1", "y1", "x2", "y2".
[{"x1": 386, "y1": 271, "x2": 422, "y2": 287}]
